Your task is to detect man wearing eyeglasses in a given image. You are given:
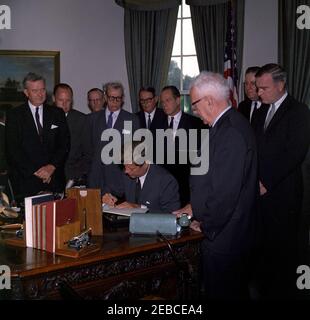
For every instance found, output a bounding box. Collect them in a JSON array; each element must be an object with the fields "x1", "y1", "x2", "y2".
[
  {"x1": 136, "y1": 86, "x2": 167, "y2": 132},
  {"x1": 189, "y1": 71, "x2": 258, "y2": 300},
  {"x1": 86, "y1": 82, "x2": 140, "y2": 194}
]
